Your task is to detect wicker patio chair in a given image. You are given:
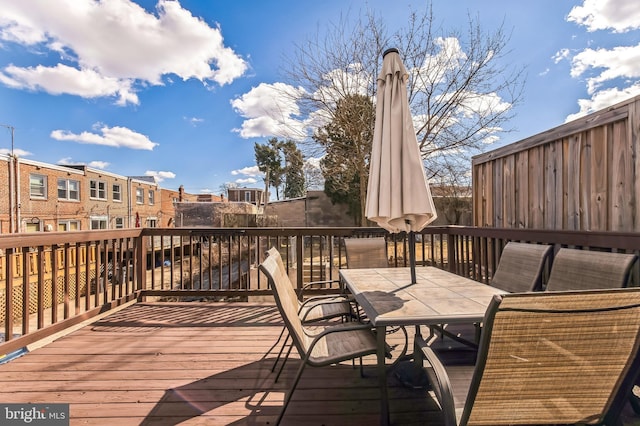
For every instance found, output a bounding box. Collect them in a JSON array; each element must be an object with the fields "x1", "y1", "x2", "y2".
[
  {"x1": 416, "y1": 288, "x2": 640, "y2": 426},
  {"x1": 262, "y1": 248, "x2": 356, "y2": 374},
  {"x1": 432, "y1": 242, "x2": 552, "y2": 352},
  {"x1": 546, "y1": 248, "x2": 637, "y2": 291},
  {"x1": 259, "y1": 247, "x2": 378, "y2": 425},
  {"x1": 344, "y1": 237, "x2": 389, "y2": 268}
]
